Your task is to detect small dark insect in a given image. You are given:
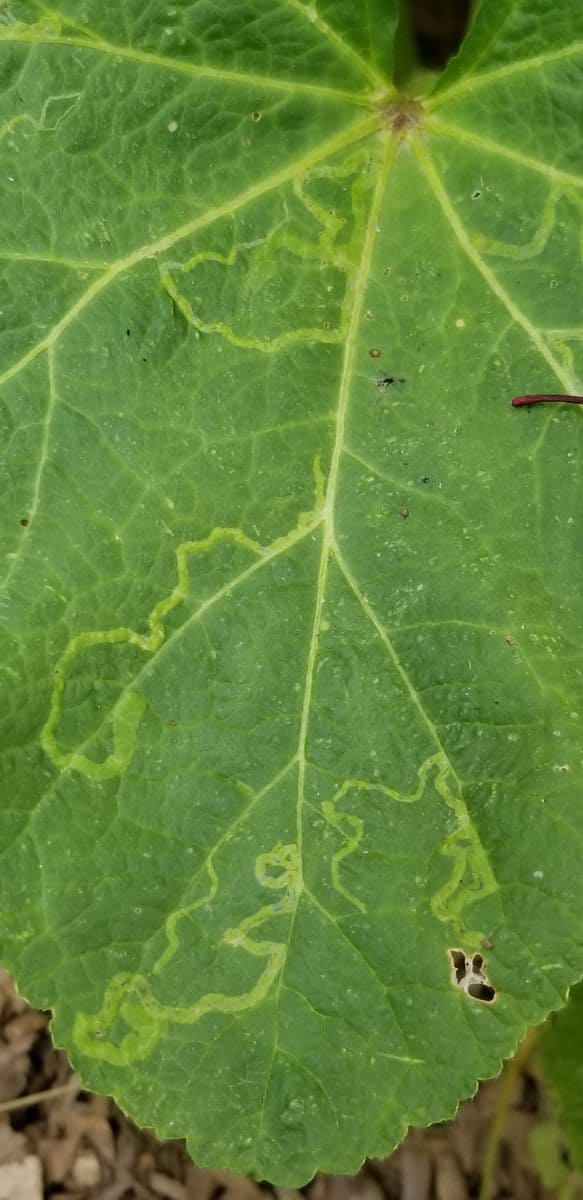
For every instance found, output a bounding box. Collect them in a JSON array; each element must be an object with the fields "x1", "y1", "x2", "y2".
[
  {"x1": 512, "y1": 394, "x2": 583, "y2": 406},
  {"x1": 376, "y1": 375, "x2": 406, "y2": 388}
]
